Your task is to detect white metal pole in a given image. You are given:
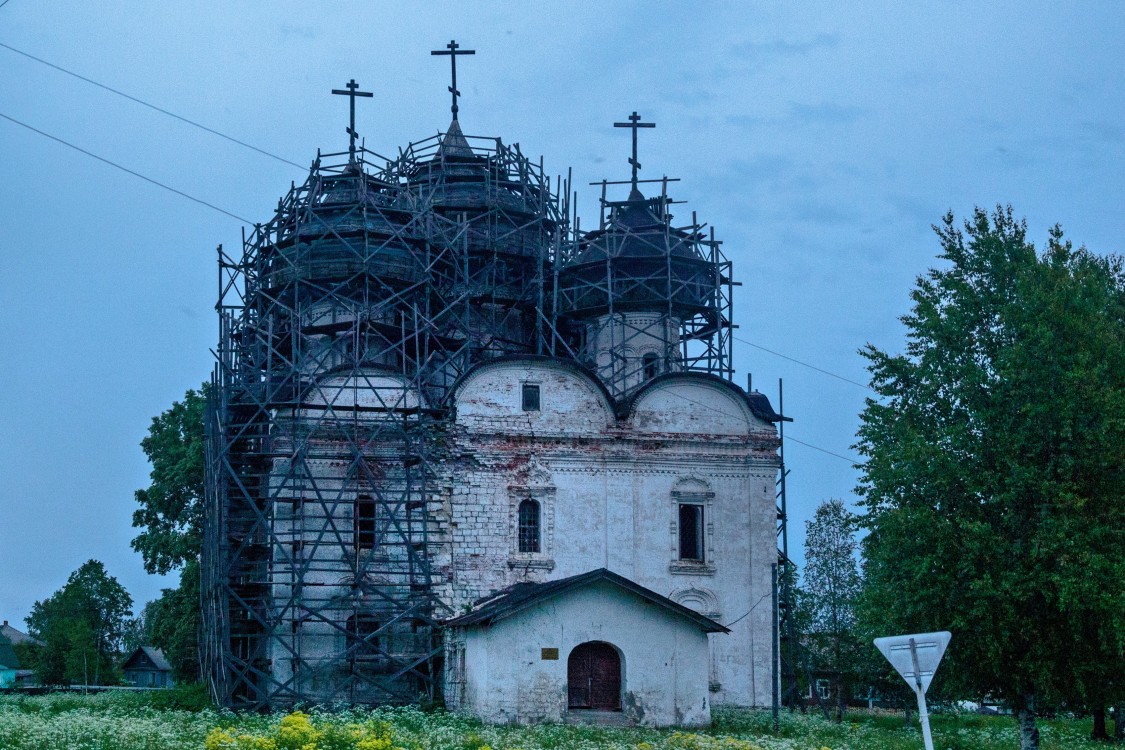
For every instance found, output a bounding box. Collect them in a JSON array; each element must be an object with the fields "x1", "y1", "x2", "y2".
[
  {"x1": 915, "y1": 685, "x2": 934, "y2": 750},
  {"x1": 909, "y1": 638, "x2": 935, "y2": 750}
]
